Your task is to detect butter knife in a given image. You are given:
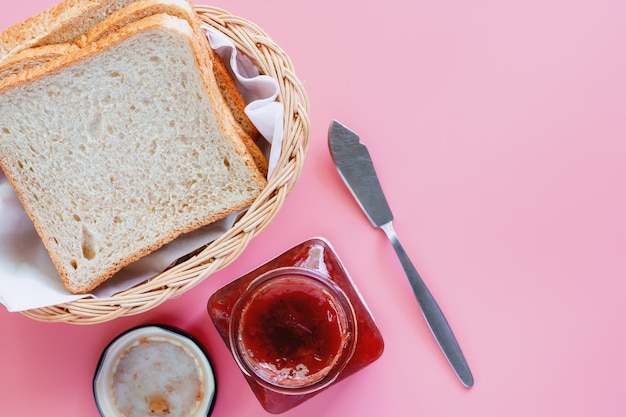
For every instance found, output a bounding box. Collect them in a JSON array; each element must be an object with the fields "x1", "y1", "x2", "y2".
[{"x1": 328, "y1": 120, "x2": 474, "y2": 388}]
